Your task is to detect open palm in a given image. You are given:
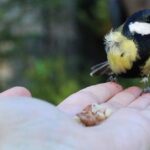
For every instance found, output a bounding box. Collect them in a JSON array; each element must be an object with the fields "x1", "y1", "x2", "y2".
[{"x1": 0, "y1": 83, "x2": 150, "y2": 150}]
